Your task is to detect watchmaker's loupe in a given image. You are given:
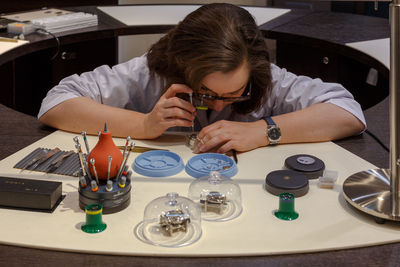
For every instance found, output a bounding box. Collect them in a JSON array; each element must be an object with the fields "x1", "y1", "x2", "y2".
[
  {"x1": 188, "y1": 171, "x2": 242, "y2": 222},
  {"x1": 134, "y1": 192, "x2": 202, "y2": 247}
]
